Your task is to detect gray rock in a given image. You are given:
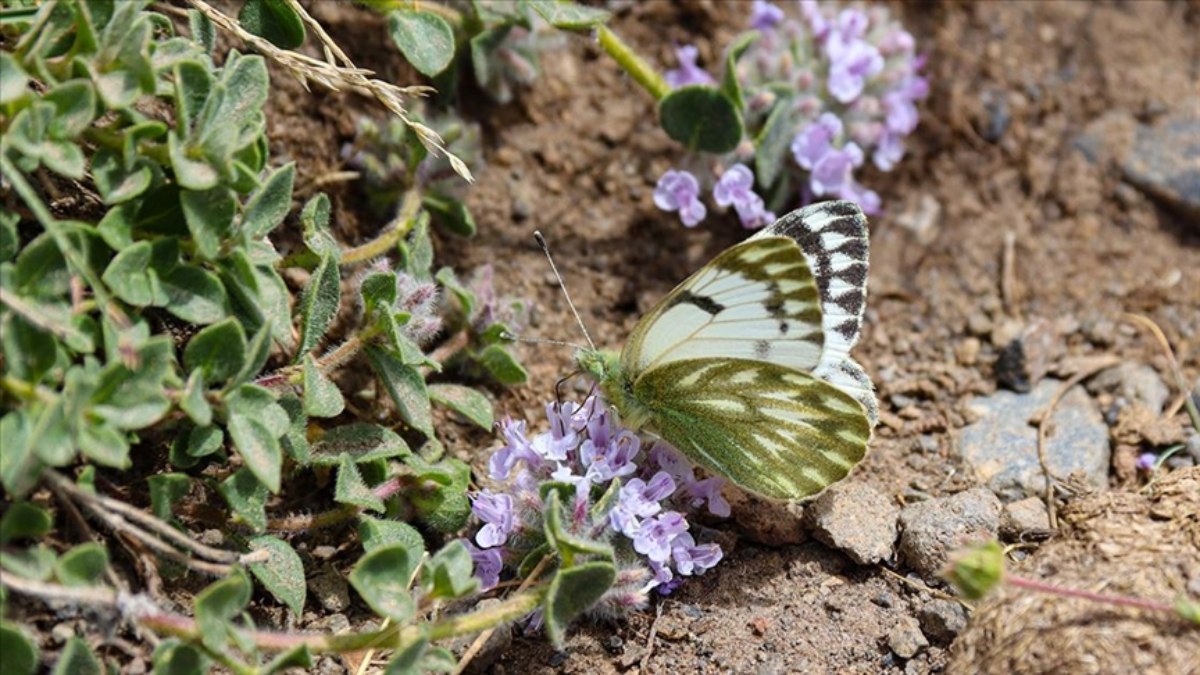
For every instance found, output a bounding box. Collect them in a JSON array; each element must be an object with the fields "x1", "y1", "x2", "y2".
[
  {"x1": 1000, "y1": 496, "x2": 1052, "y2": 540},
  {"x1": 955, "y1": 379, "x2": 1110, "y2": 501},
  {"x1": 918, "y1": 599, "x2": 969, "y2": 643},
  {"x1": 807, "y1": 482, "x2": 899, "y2": 565},
  {"x1": 898, "y1": 487, "x2": 1002, "y2": 578},
  {"x1": 888, "y1": 616, "x2": 929, "y2": 659},
  {"x1": 1087, "y1": 363, "x2": 1170, "y2": 414},
  {"x1": 308, "y1": 564, "x2": 351, "y2": 612},
  {"x1": 1123, "y1": 109, "x2": 1200, "y2": 222}
]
